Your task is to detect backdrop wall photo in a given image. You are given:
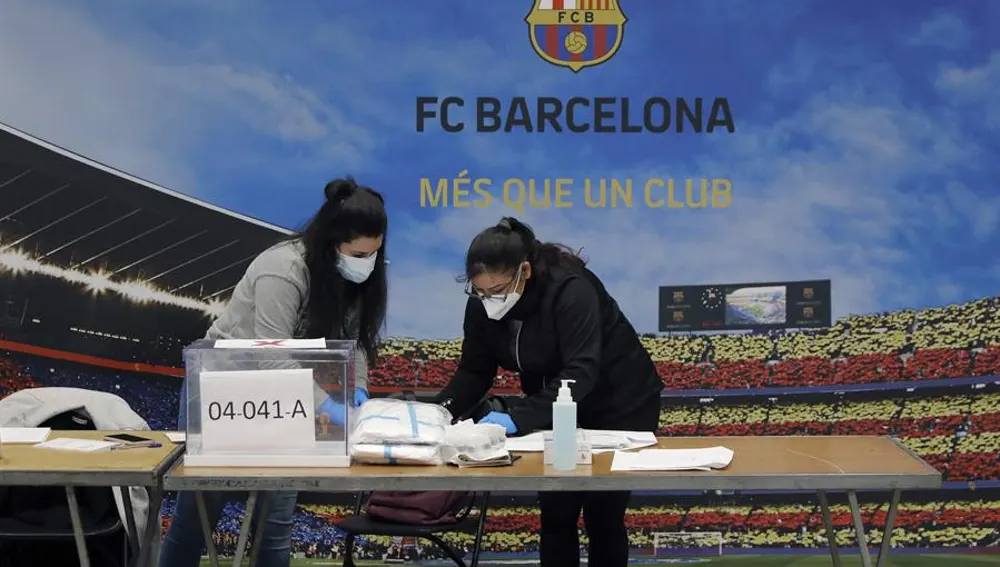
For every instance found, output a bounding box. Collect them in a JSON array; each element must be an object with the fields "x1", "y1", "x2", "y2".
[{"x1": 1, "y1": 0, "x2": 998, "y2": 563}]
